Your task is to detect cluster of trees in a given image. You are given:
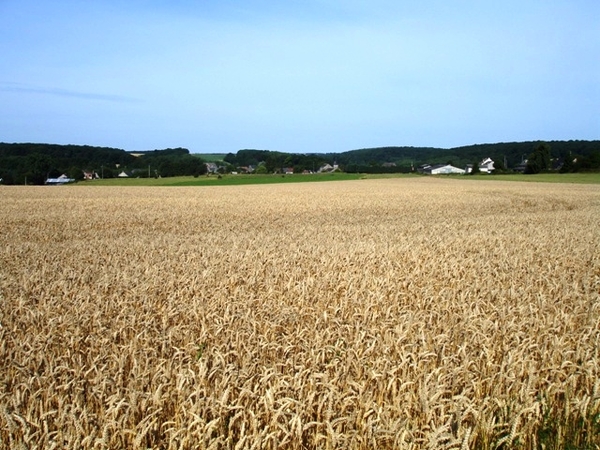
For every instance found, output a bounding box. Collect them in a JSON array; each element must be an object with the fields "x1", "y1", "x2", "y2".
[
  {"x1": 525, "y1": 143, "x2": 552, "y2": 174},
  {"x1": 329, "y1": 146, "x2": 437, "y2": 169},
  {"x1": 524, "y1": 142, "x2": 600, "y2": 174},
  {"x1": 135, "y1": 148, "x2": 206, "y2": 178},
  {"x1": 559, "y1": 151, "x2": 600, "y2": 173},
  {"x1": 0, "y1": 144, "x2": 206, "y2": 184},
  {"x1": 334, "y1": 141, "x2": 600, "y2": 173},
  {"x1": 224, "y1": 149, "x2": 328, "y2": 174}
]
